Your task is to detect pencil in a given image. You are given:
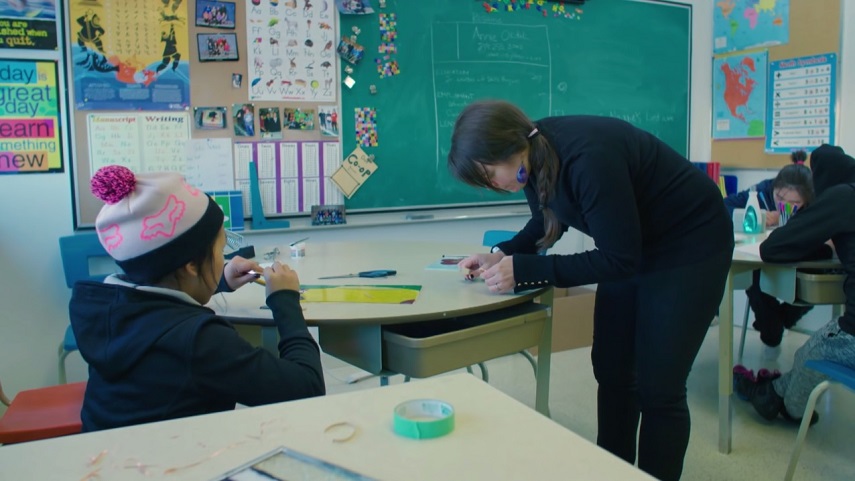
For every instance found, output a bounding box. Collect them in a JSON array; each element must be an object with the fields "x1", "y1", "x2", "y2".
[
  {"x1": 757, "y1": 191, "x2": 771, "y2": 210},
  {"x1": 290, "y1": 237, "x2": 309, "y2": 247}
]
